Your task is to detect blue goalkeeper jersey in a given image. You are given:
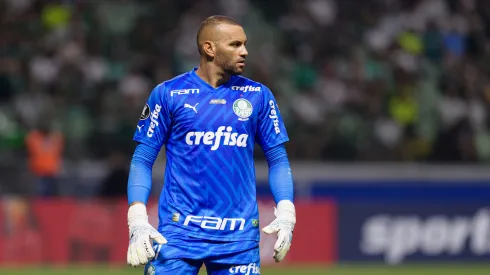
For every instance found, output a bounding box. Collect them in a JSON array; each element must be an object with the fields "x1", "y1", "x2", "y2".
[{"x1": 133, "y1": 68, "x2": 289, "y2": 242}]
